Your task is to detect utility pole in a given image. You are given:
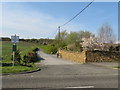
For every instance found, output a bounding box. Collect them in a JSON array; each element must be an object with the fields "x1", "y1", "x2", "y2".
[{"x1": 58, "y1": 26, "x2": 60, "y2": 43}]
